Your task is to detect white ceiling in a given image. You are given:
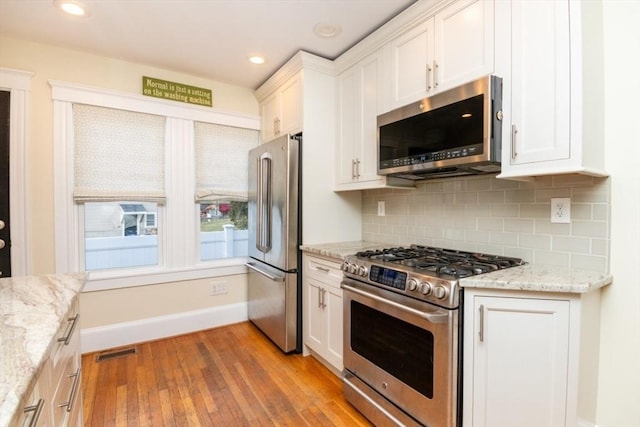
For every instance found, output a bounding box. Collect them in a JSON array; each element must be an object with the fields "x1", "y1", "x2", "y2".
[{"x1": 0, "y1": 0, "x2": 417, "y2": 89}]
